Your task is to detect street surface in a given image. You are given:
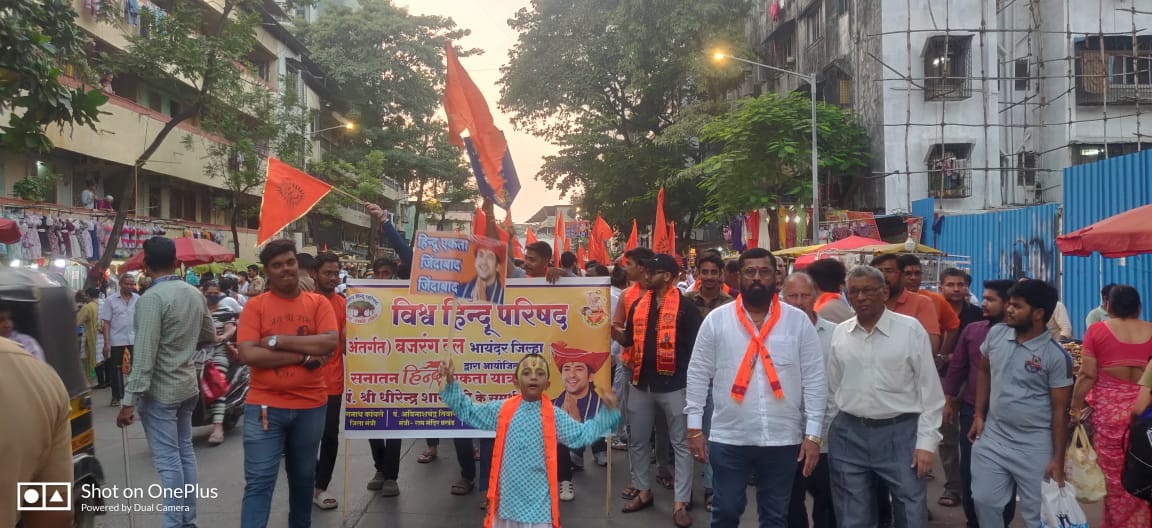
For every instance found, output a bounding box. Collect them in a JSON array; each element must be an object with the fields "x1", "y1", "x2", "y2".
[{"x1": 87, "y1": 395, "x2": 1101, "y2": 527}]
